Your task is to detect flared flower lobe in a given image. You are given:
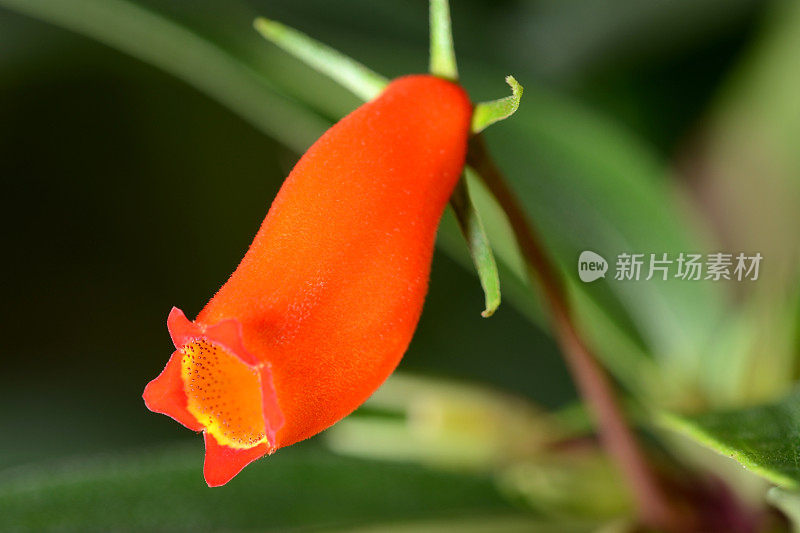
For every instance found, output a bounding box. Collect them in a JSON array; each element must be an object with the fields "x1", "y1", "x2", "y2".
[{"x1": 144, "y1": 308, "x2": 283, "y2": 485}]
